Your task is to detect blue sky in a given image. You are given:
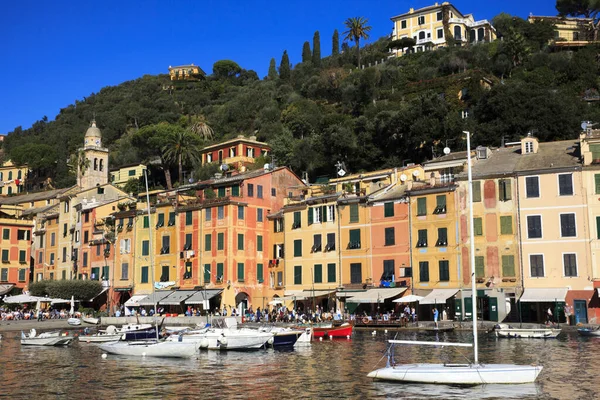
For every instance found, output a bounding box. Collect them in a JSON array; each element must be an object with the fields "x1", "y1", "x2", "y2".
[{"x1": 0, "y1": 0, "x2": 558, "y2": 135}]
